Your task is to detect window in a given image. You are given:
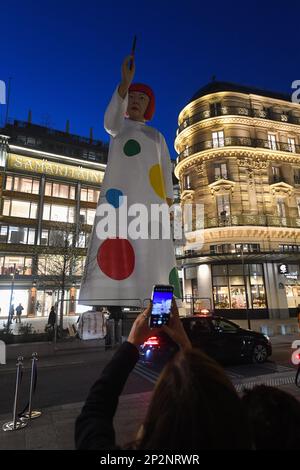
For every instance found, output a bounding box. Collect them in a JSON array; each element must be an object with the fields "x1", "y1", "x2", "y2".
[
  {"x1": 184, "y1": 174, "x2": 191, "y2": 190},
  {"x1": 211, "y1": 318, "x2": 238, "y2": 332},
  {"x1": 216, "y1": 194, "x2": 230, "y2": 222},
  {"x1": 276, "y1": 197, "x2": 286, "y2": 218},
  {"x1": 2, "y1": 199, "x2": 38, "y2": 219},
  {"x1": 0, "y1": 256, "x2": 32, "y2": 275},
  {"x1": 43, "y1": 204, "x2": 75, "y2": 223},
  {"x1": 209, "y1": 102, "x2": 222, "y2": 117},
  {"x1": 80, "y1": 208, "x2": 96, "y2": 225},
  {"x1": 212, "y1": 263, "x2": 266, "y2": 310},
  {"x1": 214, "y1": 163, "x2": 227, "y2": 180},
  {"x1": 5, "y1": 176, "x2": 40, "y2": 194},
  {"x1": 45, "y1": 181, "x2": 76, "y2": 199},
  {"x1": 212, "y1": 130, "x2": 225, "y2": 148},
  {"x1": 294, "y1": 169, "x2": 300, "y2": 185},
  {"x1": 268, "y1": 133, "x2": 277, "y2": 151},
  {"x1": 272, "y1": 166, "x2": 281, "y2": 183},
  {"x1": 0, "y1": 225, "x2": 8, "y2": 242},
  {"x1": 80, "y1": 187, "x2": 100, "y2": 203},
  {"x1": 76, "y1": 232, "x2": 91, "y2": 248},
  {"x1": 288, "y1": 137, "x2": 296, "y2": 153}
]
